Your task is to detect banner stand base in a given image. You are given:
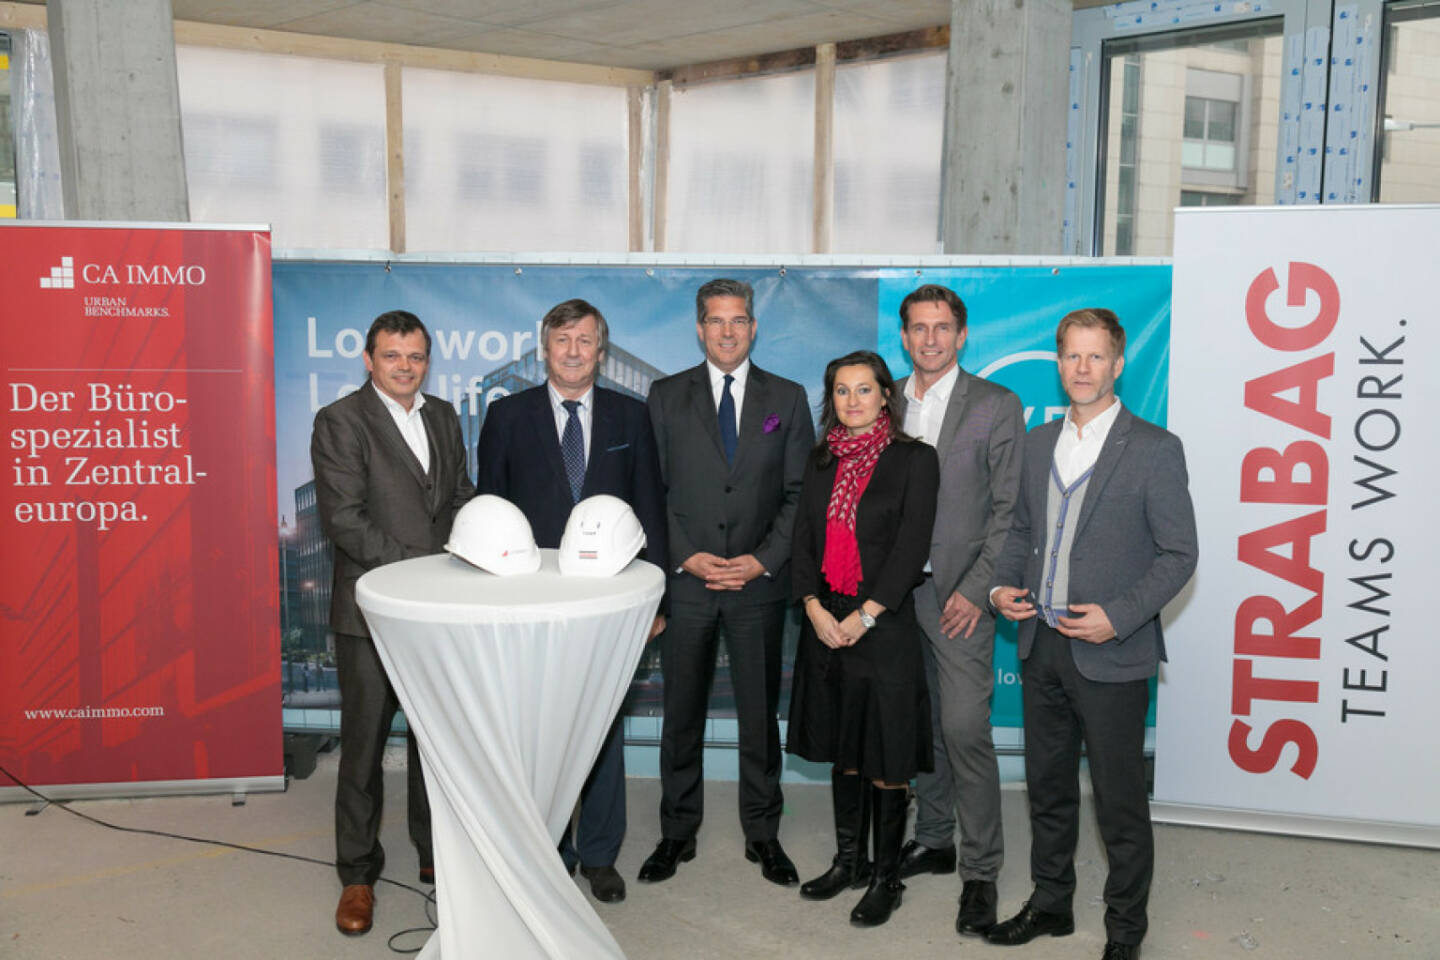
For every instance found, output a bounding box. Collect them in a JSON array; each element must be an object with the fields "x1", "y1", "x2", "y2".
[
  {"x1": 0, "y1": 775, "x2": 285, "y2": 805},
  {"x1": 1151, "y1": 800, "x2": 1439, "y2": 850}
]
